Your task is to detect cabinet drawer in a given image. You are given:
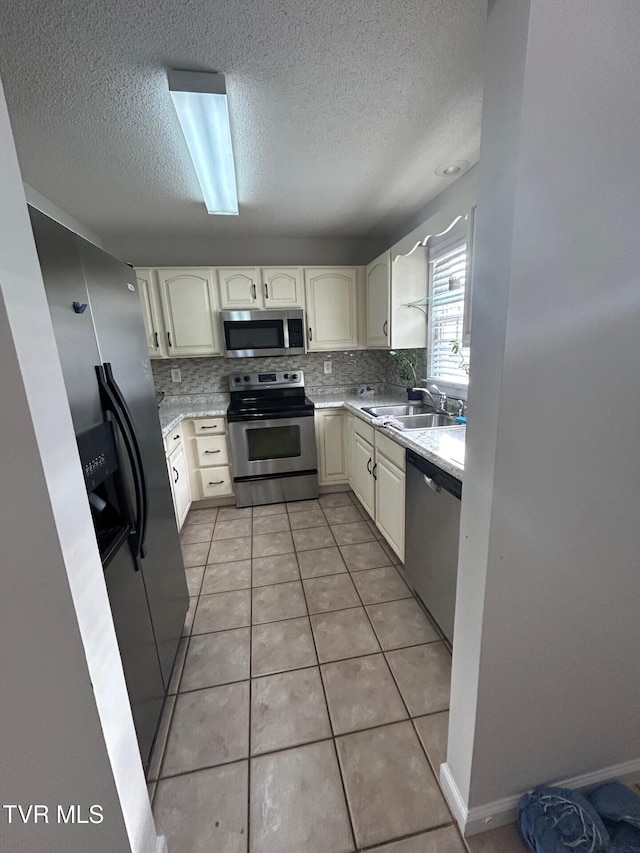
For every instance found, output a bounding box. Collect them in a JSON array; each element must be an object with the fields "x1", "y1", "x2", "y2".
[
  {"x1": 192, "y1": 417, "x2": 226, "y2": 435},
  {"x1": 375, "y1": 431, "x2": 405, "y2": 470},
  {"x1": 353, "y1": 416, "x2": 374, "y2": 445},
  {"x1": 199, "y1": 467, "x2": 233, "y2": 498},
  {"x1": 164, "y1": 424, "x2": 184, "y2": 455},
  {"x1": 195, "y1": 435, "x2": 229, "y2": 467}
]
